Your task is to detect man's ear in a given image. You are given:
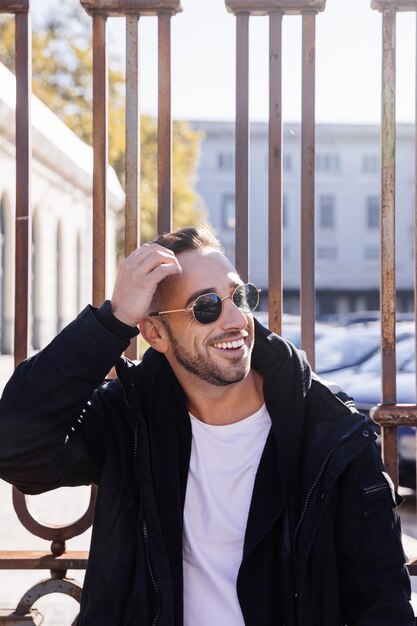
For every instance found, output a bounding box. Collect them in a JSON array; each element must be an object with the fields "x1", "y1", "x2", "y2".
[{"x1": 139, "y1": 317, "x2": 170, "y2": 353}]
